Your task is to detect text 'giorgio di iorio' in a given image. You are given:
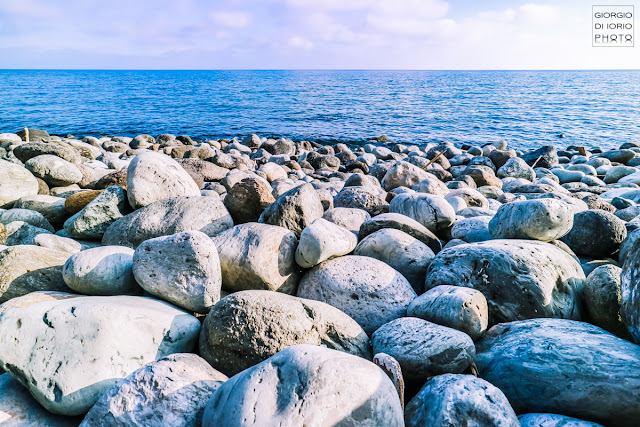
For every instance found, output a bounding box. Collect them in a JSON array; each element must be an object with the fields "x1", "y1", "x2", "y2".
[{"x1": 593, "y1": 5, "x2": 634, "y2": 47}]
